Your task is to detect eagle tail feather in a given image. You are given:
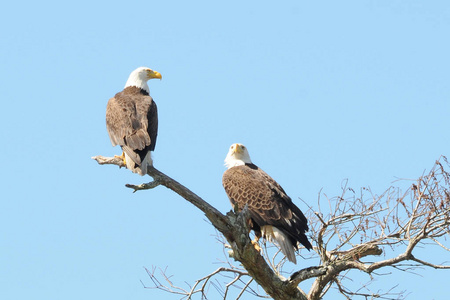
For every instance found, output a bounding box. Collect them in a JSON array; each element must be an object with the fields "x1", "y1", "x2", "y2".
[
  {"x1": 123, "y1": 151, "x2": 152, "y2": 176},
  {"x1": 262, "y1": 226, "x2": 297, "y2": 264},
  {"x1": 139, "y1": 151, "x2": 153, "y2": 175}
]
